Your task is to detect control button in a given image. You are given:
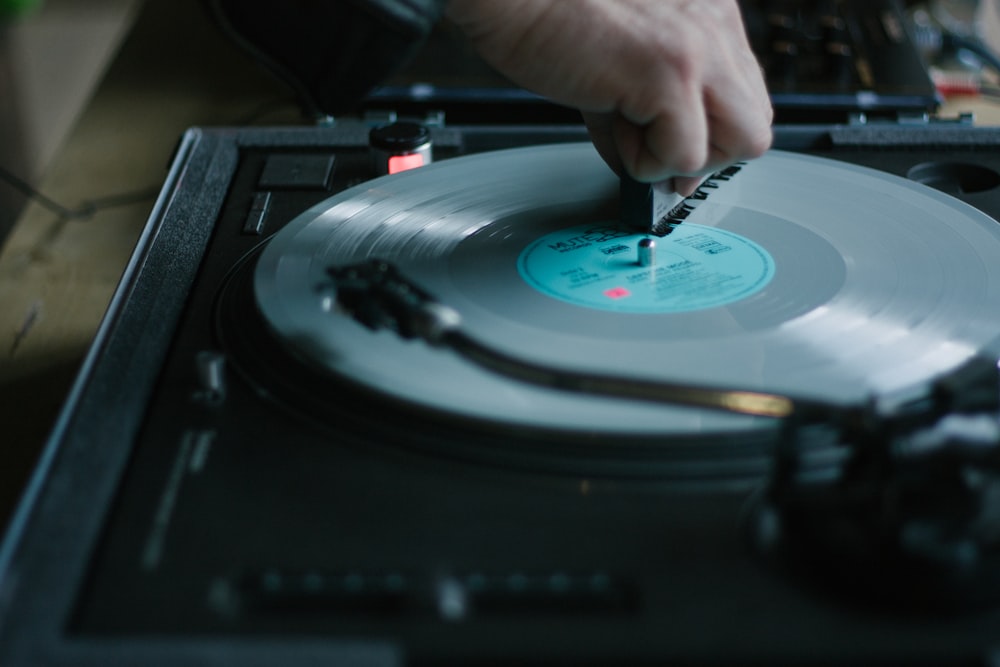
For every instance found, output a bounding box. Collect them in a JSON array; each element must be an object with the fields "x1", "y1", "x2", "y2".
[
  {"x1": 193, "y1": 350, "x2": 226, "y2": 405},
  {"x1": 388, "y1": 153, "x2": 427, "y2": 175},
  {"x1": 767, "y1": 12, "x2": 798, "y2": 43},
  {"x1": 435, "y1": 577, "x2": 469, "y2": 621},
  {"x1": 821, "y1": 14, "x2": 849, "y2": 43},
  {"x1": 460, "y1": 571, "x2": 634, "y2": 614},
  {"x1": 825, "y1": 42, "x2": 855, "y2": 86},
  {"x1": 369, "y1": 122, "x2": 433, "y2": 176},
  {"x1": 242, "y1": 191, "x2": 271, "y2": 236},
  {"x1": 258, "y1": 154, "x2": 335, "y2": 190}
]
